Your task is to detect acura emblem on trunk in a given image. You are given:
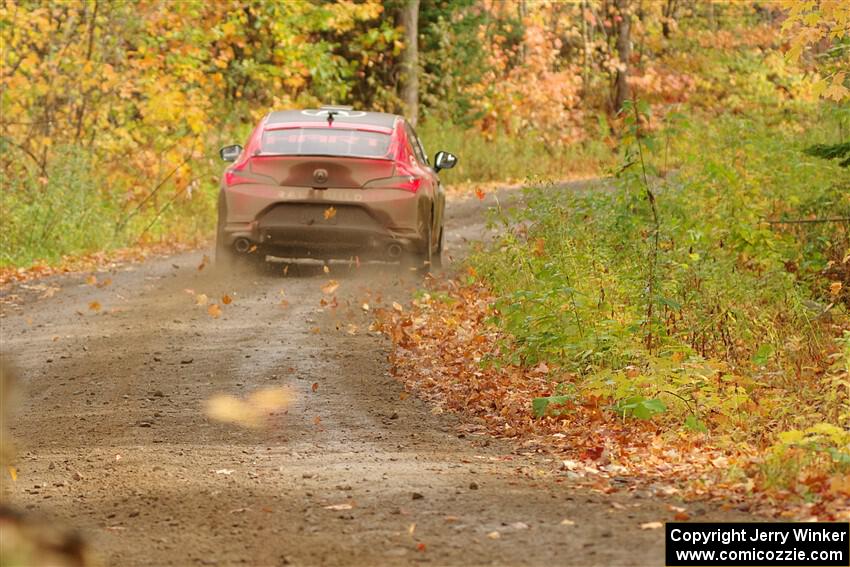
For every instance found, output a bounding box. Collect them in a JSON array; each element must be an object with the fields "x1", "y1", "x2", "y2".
[{"x1": 313, "y1": 168, "x2": 328, "y2": 184}]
